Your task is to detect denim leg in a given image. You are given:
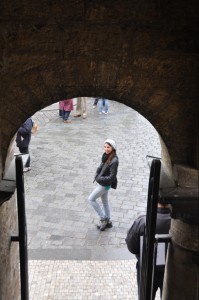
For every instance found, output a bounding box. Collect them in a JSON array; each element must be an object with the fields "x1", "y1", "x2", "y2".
[
  {"x1": 101, "y1": 190, "x2": 110, "y2": 219},
  {"x1": 63, "y1": 110, "x2": 70, "y2": 120},
  {"x1": 88, "y1": 185, "x2": 108, "y2": 220},
  {"x1": 104, "y1": 99, "x2": 109, "y2": 113},
  {"x1": 62, "y1": 109, "x2": 65, "y2": 120},
  {"x1": 99, "y1": 99, "x2": 103, "y2": 113}
]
